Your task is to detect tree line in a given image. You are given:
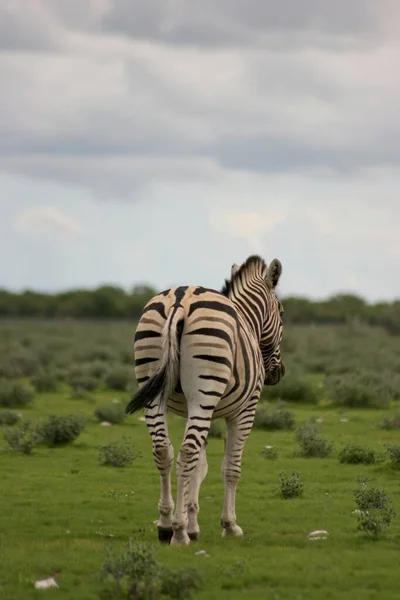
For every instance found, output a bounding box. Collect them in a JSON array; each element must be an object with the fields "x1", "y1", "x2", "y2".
[{"x1": 0, "y1": 285, "x2": 399, "y2": 334}]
